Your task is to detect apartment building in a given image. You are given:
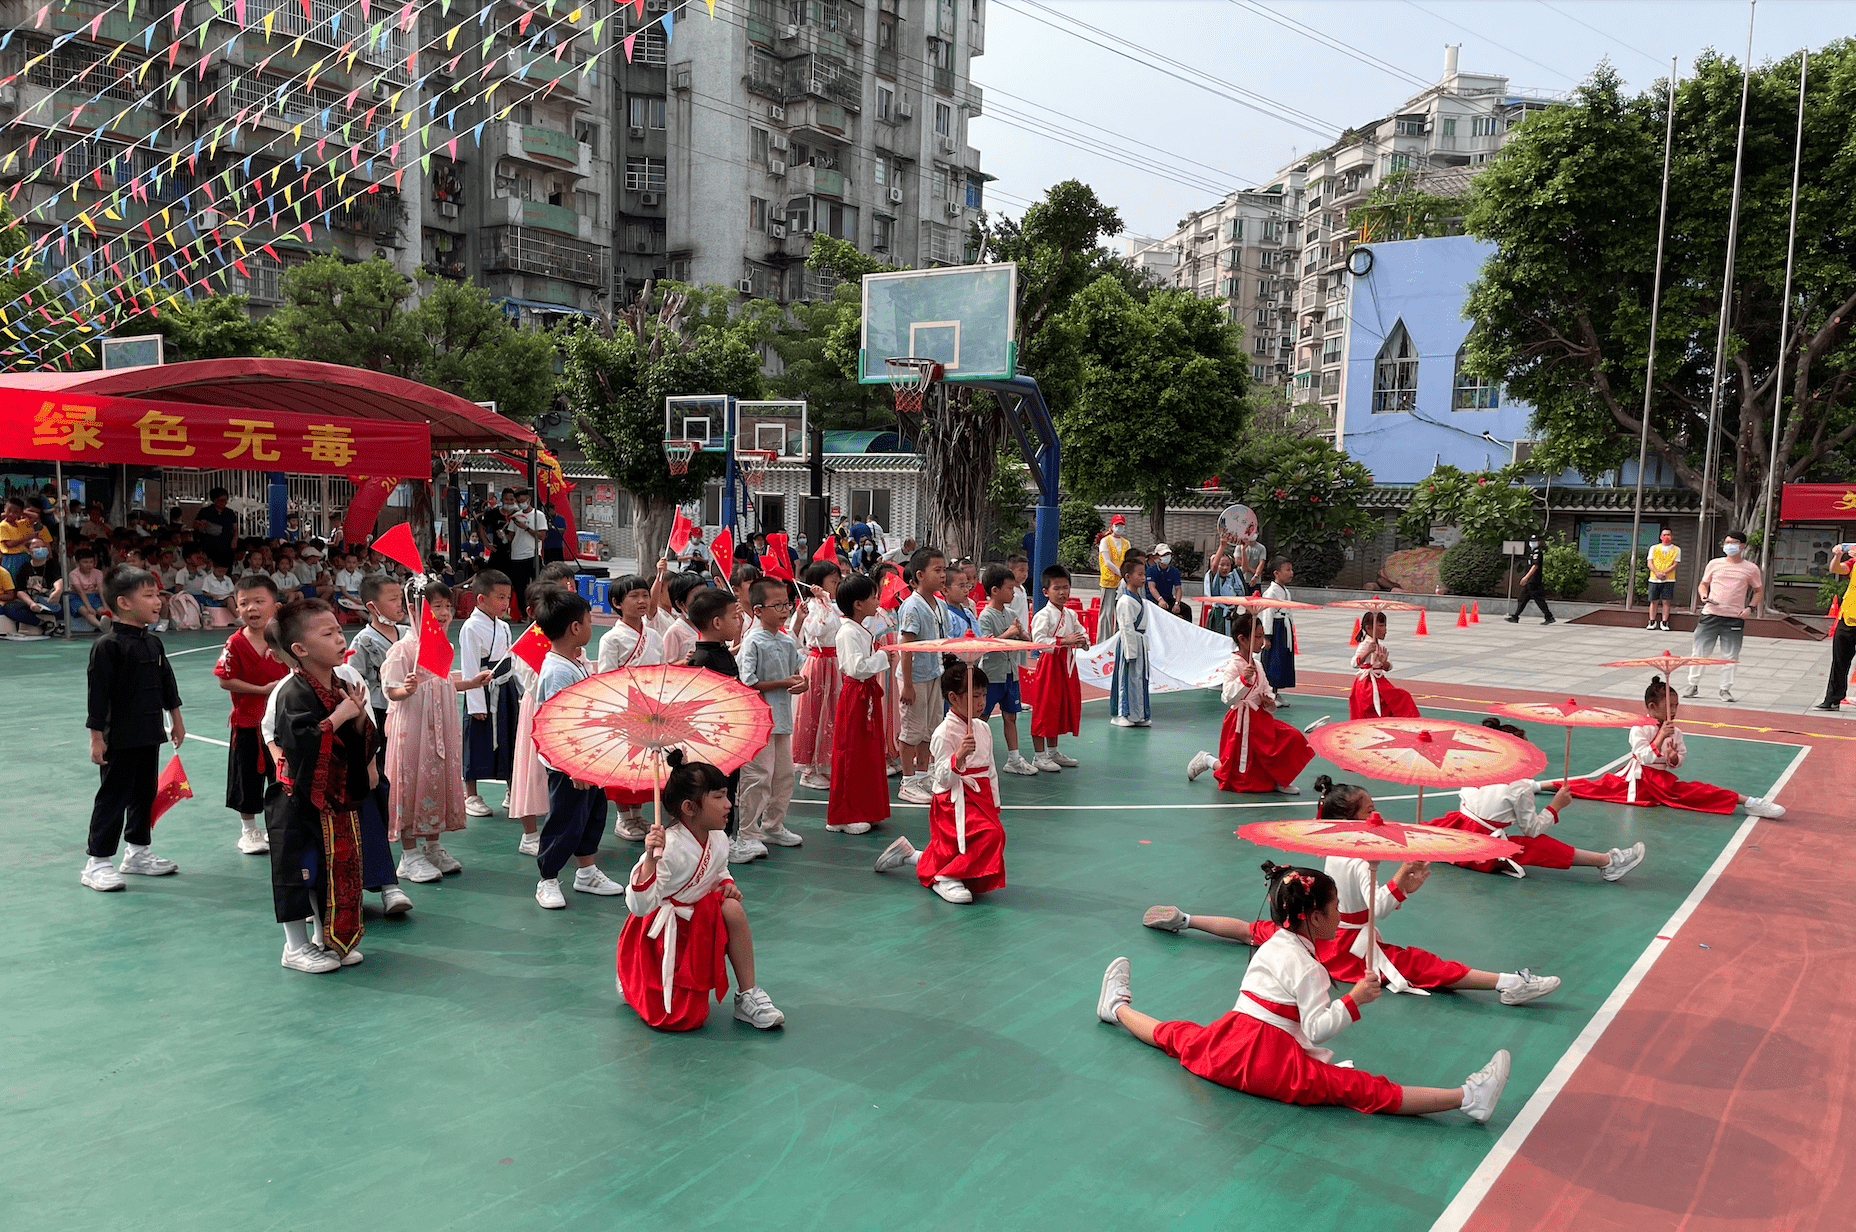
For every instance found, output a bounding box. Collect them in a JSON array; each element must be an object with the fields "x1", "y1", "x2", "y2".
[{"x1": 1123, "y1": 184, "x2": 1298, "y2": 388}]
